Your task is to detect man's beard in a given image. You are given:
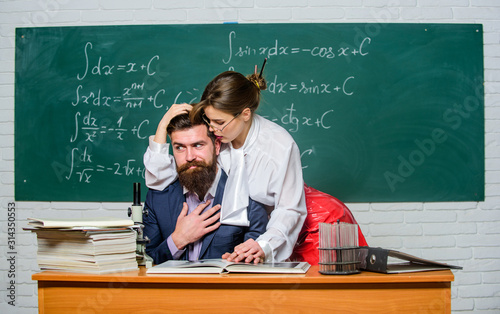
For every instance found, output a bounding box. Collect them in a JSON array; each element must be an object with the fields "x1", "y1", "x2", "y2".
[{"x1": 177, "y1": 159, "x2": 217, "y2": 201}]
